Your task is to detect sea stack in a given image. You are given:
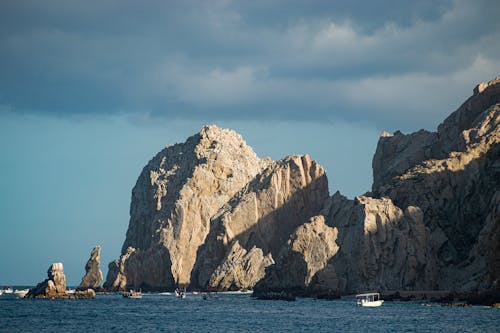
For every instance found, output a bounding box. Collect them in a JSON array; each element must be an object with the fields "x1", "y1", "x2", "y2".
[
  {"x1": 26, "y1": 263, "x2": 67, "y2": 298},
  {"x1": 78, "y1": 245, "x2": 103, "y2": 291},
  {"x1": 27, "y1": 262, "x2": 96, "y2": 299},
  {"x1": 104, "y1": 125, "x2": 269, "y2": 291}
]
